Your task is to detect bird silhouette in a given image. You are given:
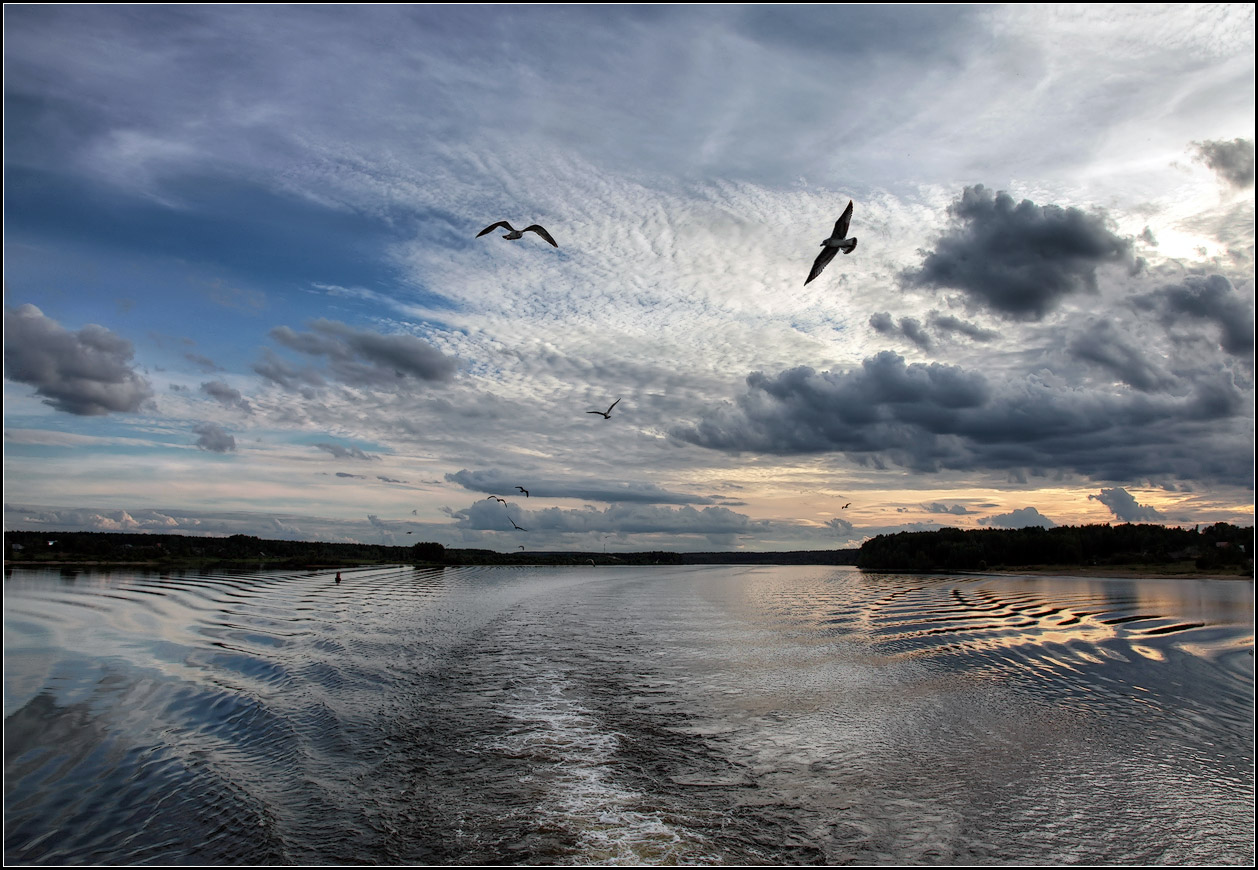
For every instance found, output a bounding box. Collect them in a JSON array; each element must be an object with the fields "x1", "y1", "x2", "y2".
[
  {"x1": 587, "y1": 398, "x2": 621, "y2": 419},
  {"x1": 842, "y1": 503, "x2": 851, "y2": 509},
  {"x1": 805, "y1": 200, "x2": 858, "y2": 285},
  {"x1": 516, "y1": 486, "x2": 529, "y2": 497},
  {"x1": 476, "y1": 221, "x2": 558, "y2": 247},
  {"x1": 509, "y1": 517, "x2": 528, "y2": 531},
  {"x1": 486, "y1": 495, "x2": 508, "y2": 504}
]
